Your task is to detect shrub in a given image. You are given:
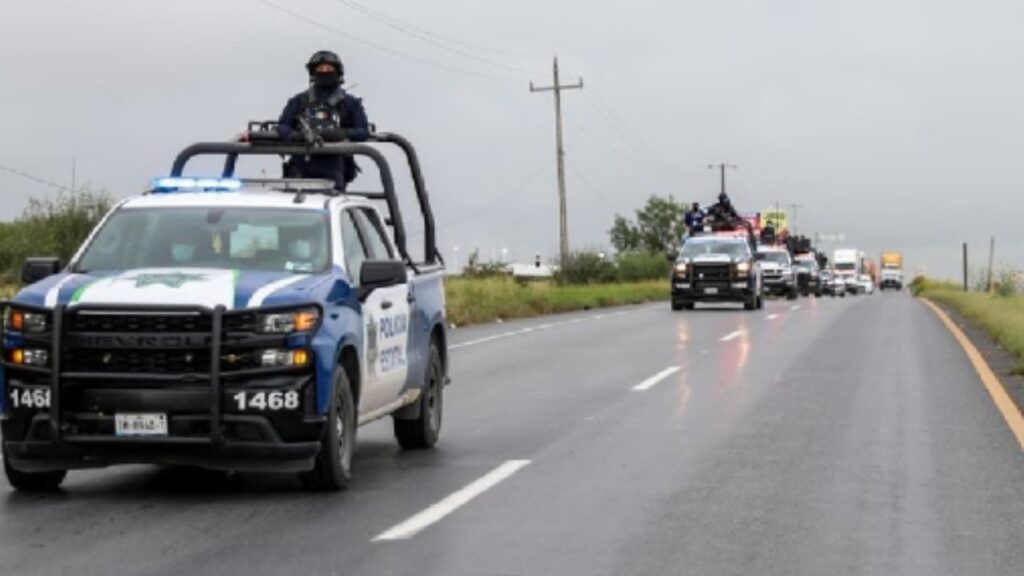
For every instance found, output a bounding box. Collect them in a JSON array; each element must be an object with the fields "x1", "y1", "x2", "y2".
[
  {"x1": 0, "y1": 187, "x2": 113, "y2": 283},
  {"x1": 615, "y1": 251, "x2": 669, "y2": 282},
  {"x1": 555, "y1": 251, "x2": 617, "y2": 285}
]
